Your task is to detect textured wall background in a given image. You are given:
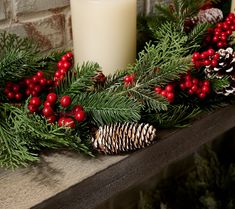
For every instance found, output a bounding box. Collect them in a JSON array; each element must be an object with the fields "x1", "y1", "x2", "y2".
[{"x1": 0, "y1": 0, "x2": 169, "y2": 51}]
